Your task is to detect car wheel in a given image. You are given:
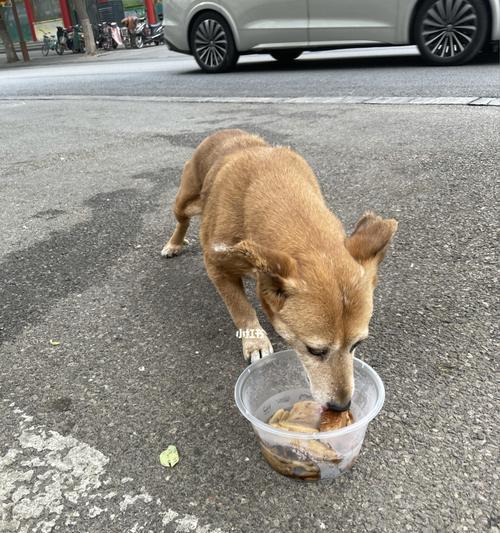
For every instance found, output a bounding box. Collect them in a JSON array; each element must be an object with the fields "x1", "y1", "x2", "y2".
[
  {"x1": 189, "y1": 12, "x2": 239, "y2": 73},
  {"x1": 414, "y1": 0, "x2": 488, "y2": 65},
  {"x1": 270, "y1": 50, "x2": 302, "y2": 63}
]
